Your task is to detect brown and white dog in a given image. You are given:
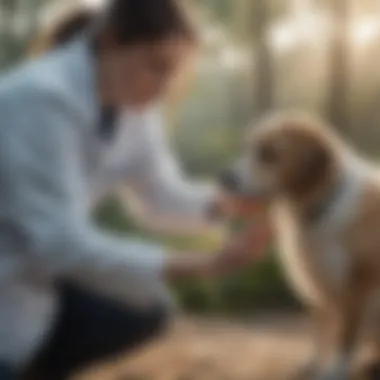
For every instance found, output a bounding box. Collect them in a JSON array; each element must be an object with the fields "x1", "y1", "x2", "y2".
[{"x1": 220, "y1": 111, "x2": 380, "y2": 380}]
